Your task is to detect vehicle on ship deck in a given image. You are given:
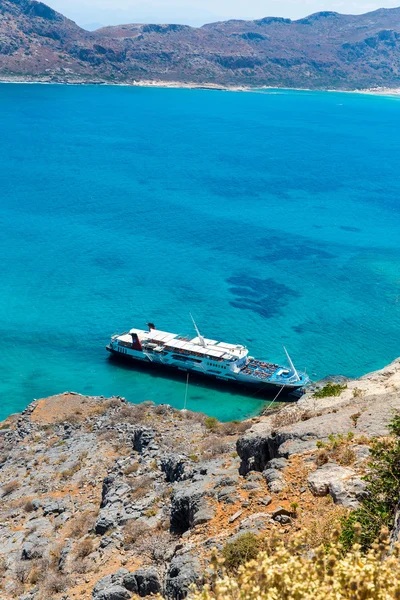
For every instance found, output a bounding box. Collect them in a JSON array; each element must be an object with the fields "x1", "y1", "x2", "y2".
[{"x1": 106, "y1": 317, "x2": 310, "y2": 396}]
